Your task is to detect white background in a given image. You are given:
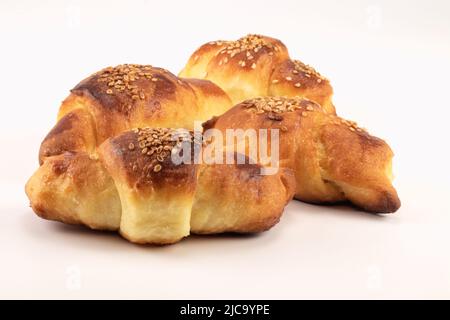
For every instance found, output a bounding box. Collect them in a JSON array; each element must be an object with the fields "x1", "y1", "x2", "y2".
[{"x1": 1, "y1": 0, "x2": 449, "y2": 299}]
